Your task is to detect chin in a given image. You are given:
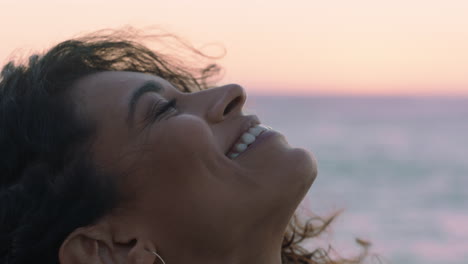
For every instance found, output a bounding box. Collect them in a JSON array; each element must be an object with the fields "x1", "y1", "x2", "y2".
[
  {"x1": 275, "y1": 132, "x2": 318, "y2": 189},
  {"x1": 266, "y1": 147, "x2": 317, "y2": 227},
  {"x1": 285, "y1": 147, "x2": 318, "y2": 198}
]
